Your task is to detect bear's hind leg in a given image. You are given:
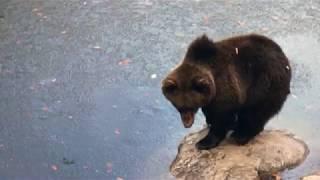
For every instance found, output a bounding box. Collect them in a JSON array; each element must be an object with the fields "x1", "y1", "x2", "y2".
[
  {"x1": 231, "y1": 102, "x2": 283, "y2": 145},
  {"x1": 231, "y1": 113, "x2": 265, "y2": 145}
]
